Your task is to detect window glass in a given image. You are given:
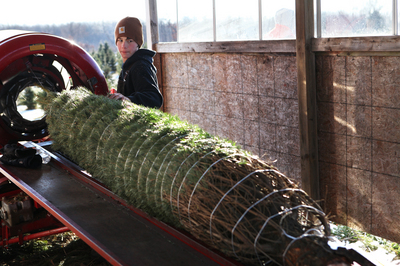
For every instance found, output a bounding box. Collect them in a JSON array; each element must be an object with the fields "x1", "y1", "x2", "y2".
[
  {"x1": 262, "y1": 0, "x2": 296, "y2": 39},
  {"x1": 215, "y1": 0, "x2": 259, "y2": 41},
  {"x1": 178, "y1": 0, "x2": 213, "y2": 42},
  {"x1": 158, "y1": 0, "x2": 178, "y2": 42},
  {"x1": 321, "y1": 0, "x2": 392, "y2": 37},
  {"x1": 398, "y1": 3, "x2": 400, "y2": 35}
]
